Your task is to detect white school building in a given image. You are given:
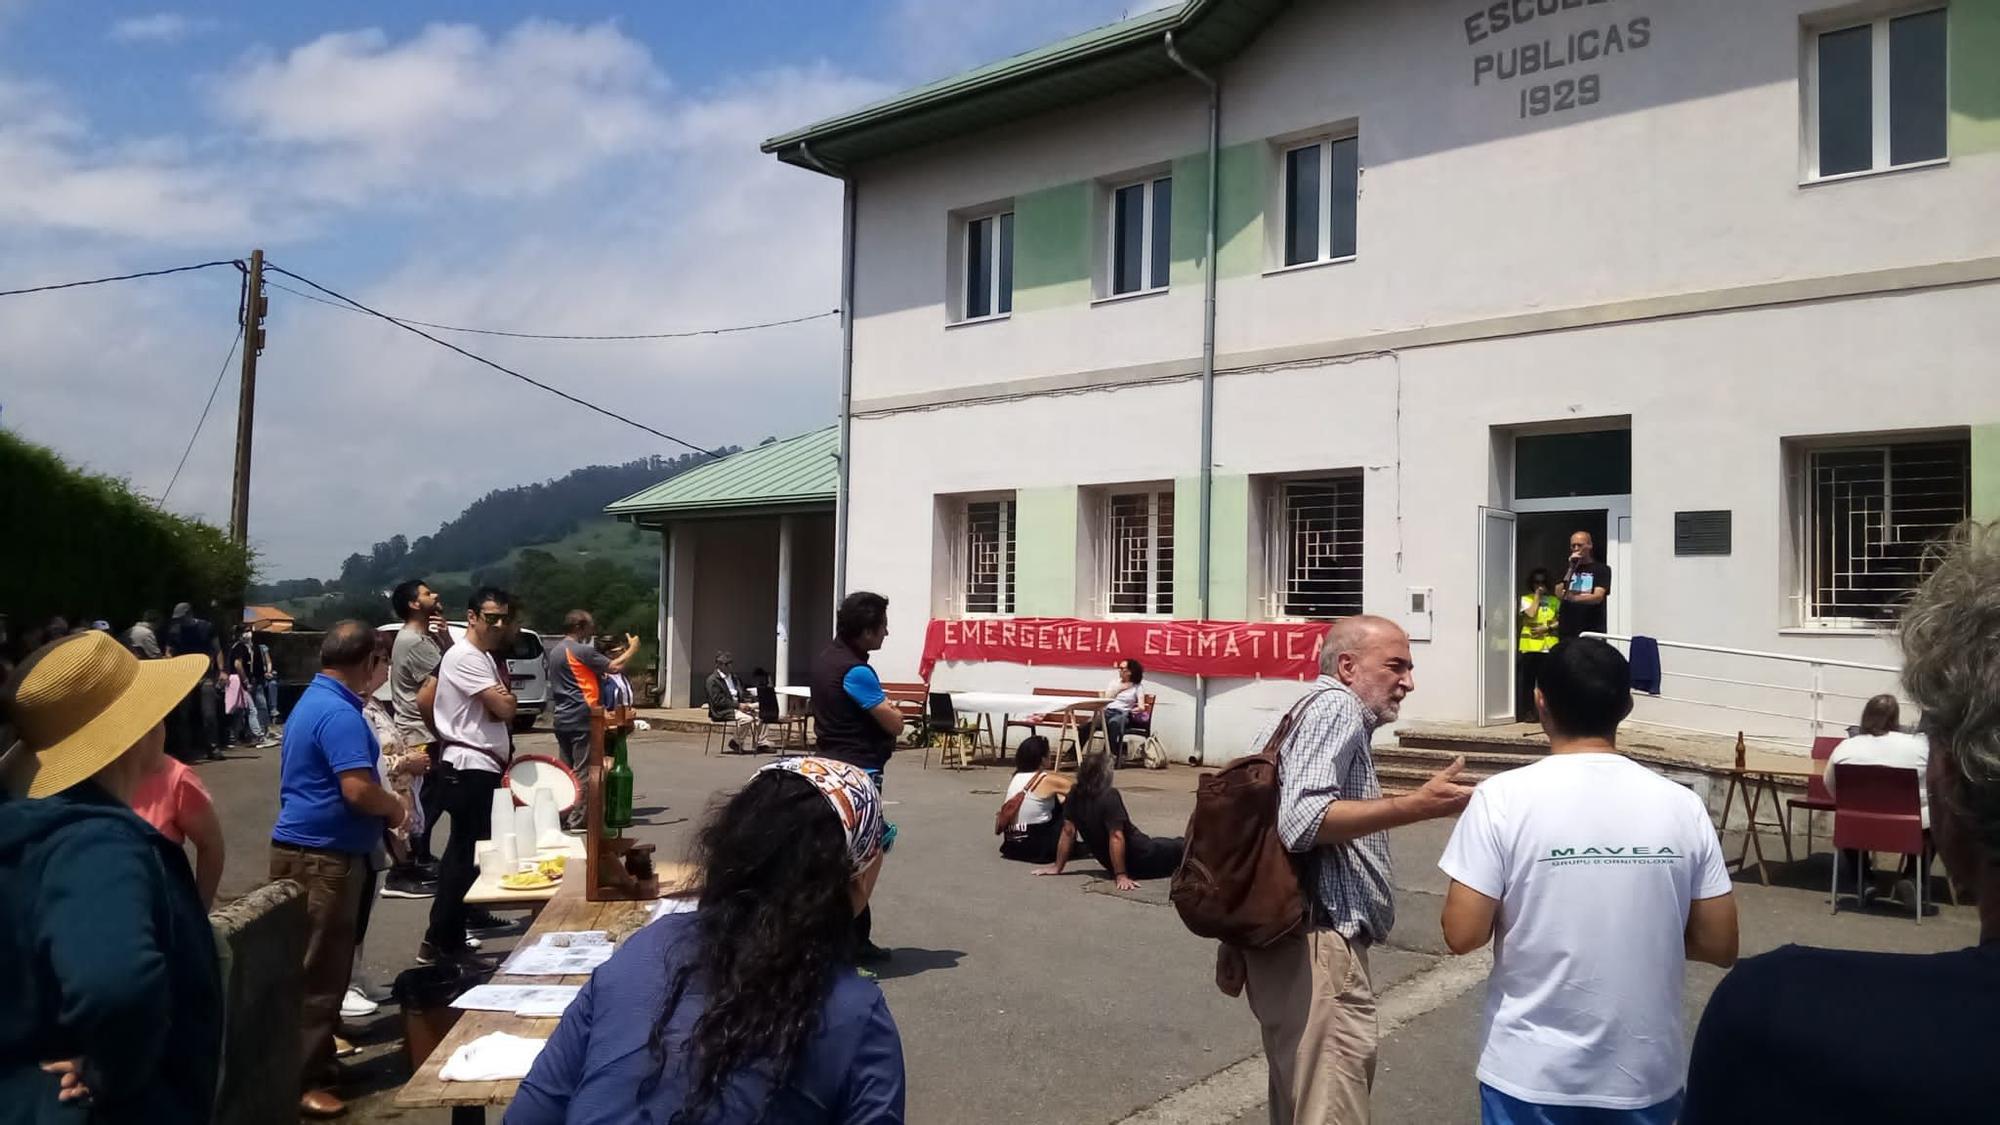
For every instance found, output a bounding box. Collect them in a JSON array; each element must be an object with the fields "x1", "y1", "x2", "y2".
[{"x1": 637, "y1": 0, "x2": 2000, "y2": 761}]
